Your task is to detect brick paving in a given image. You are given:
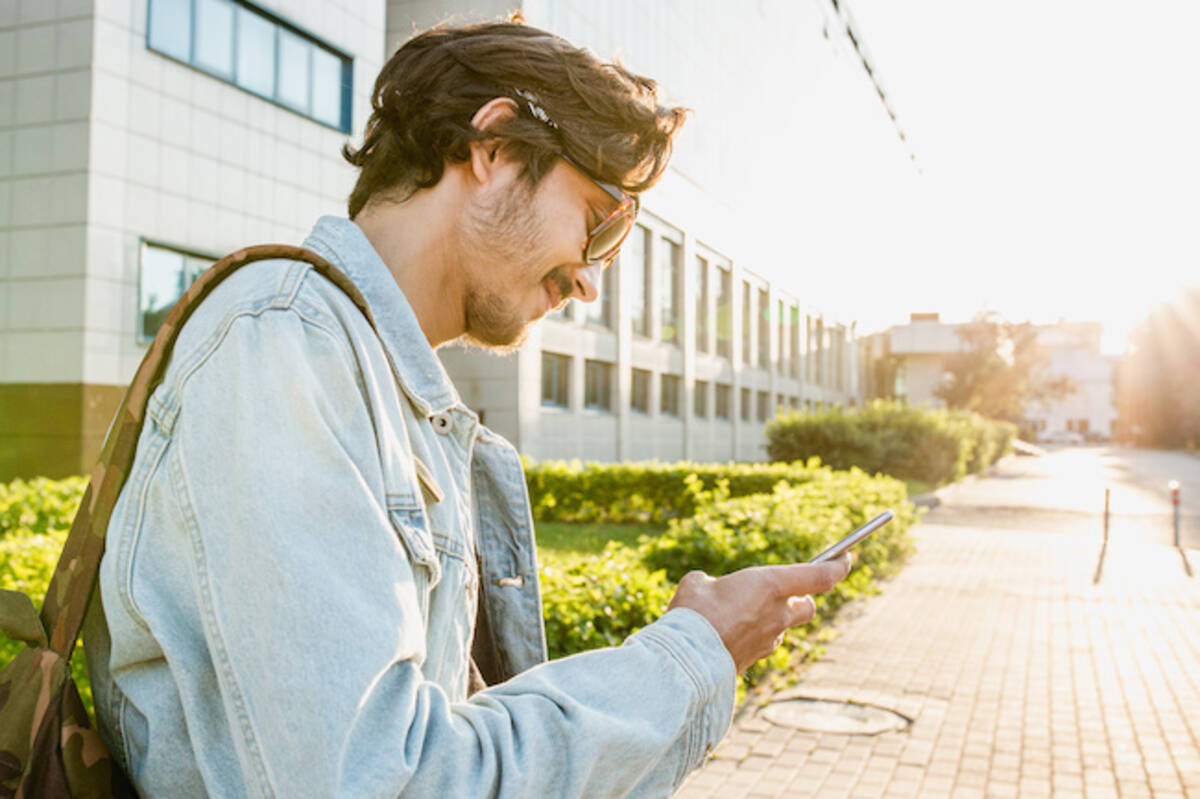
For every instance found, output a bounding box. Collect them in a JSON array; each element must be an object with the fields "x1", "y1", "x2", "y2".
[{"x1": 678, "y1": 512, "x2": 1200, "y2": 798}]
